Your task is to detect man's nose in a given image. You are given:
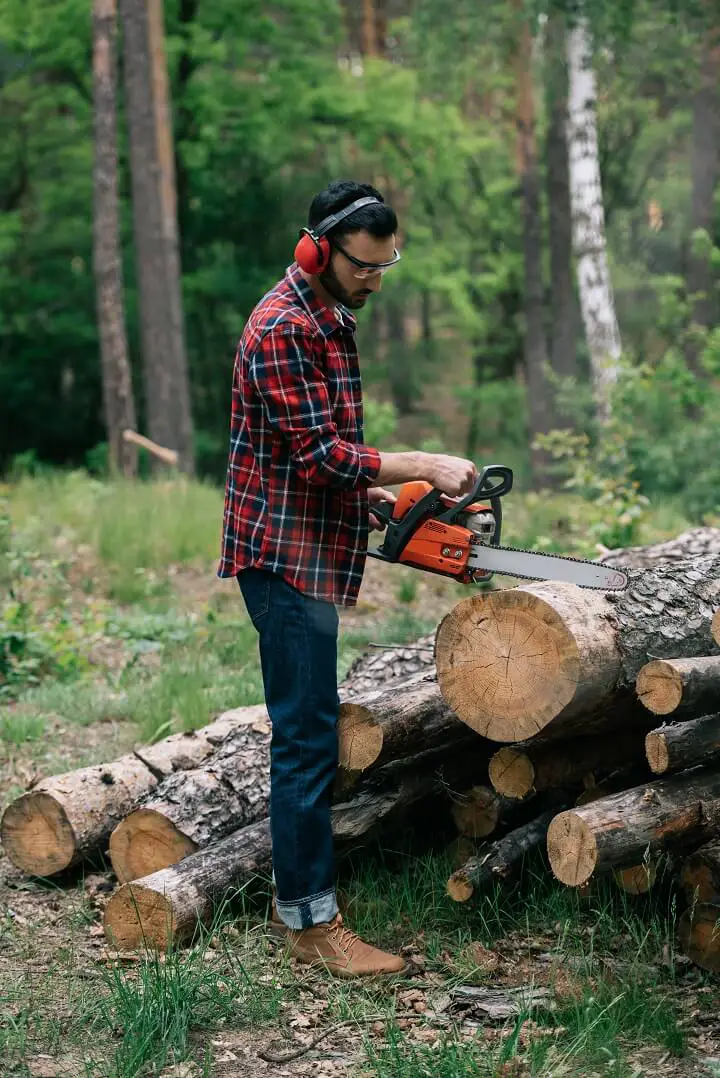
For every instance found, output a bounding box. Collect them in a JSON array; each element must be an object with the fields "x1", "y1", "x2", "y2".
[{"x1": 366, "y1": 274, "x2": 383, "y2": 293}]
